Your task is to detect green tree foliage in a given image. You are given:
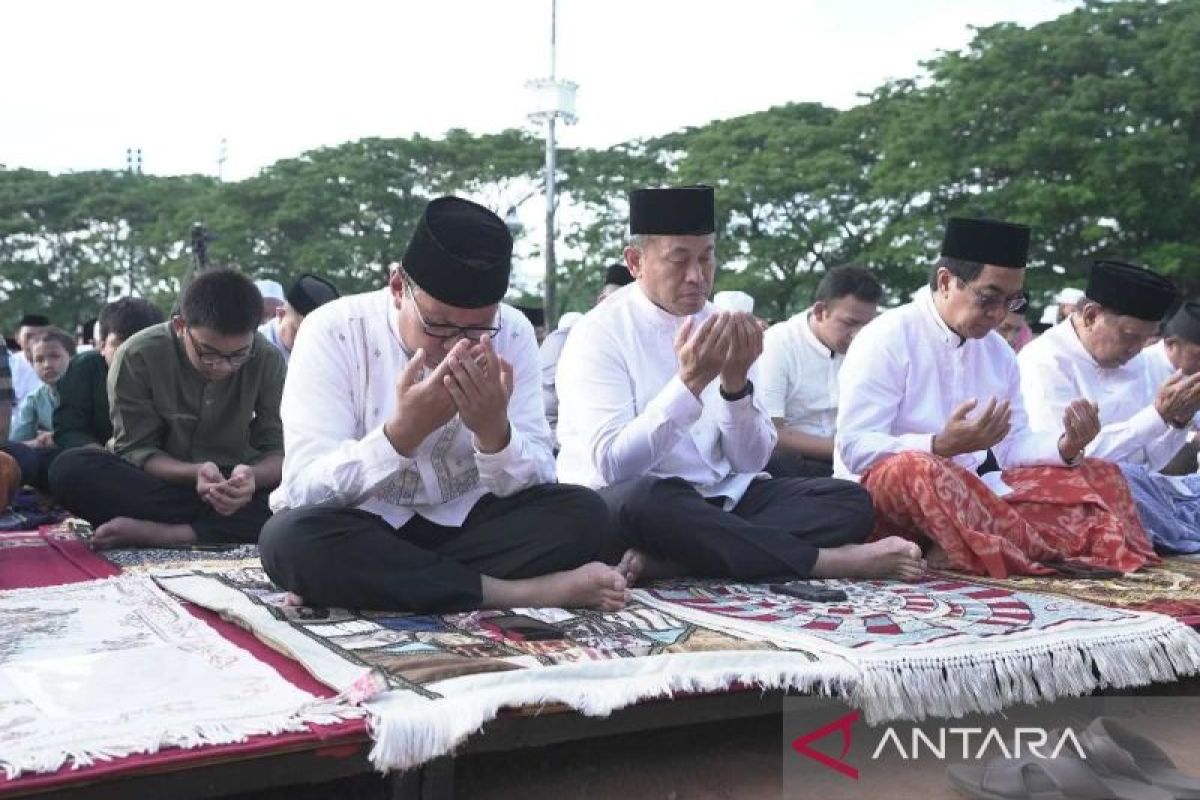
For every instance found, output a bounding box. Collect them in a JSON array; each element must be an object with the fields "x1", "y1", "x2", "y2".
[{"x1": 3, "y1": 0, "x2": 1199, "y2": 331}]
